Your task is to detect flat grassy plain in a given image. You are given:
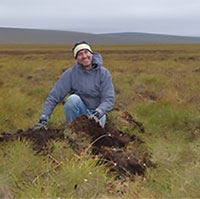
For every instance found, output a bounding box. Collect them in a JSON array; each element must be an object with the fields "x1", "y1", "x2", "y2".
[{"x1": 0, "y1": 44, "x2": 200, "y2": 198}]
